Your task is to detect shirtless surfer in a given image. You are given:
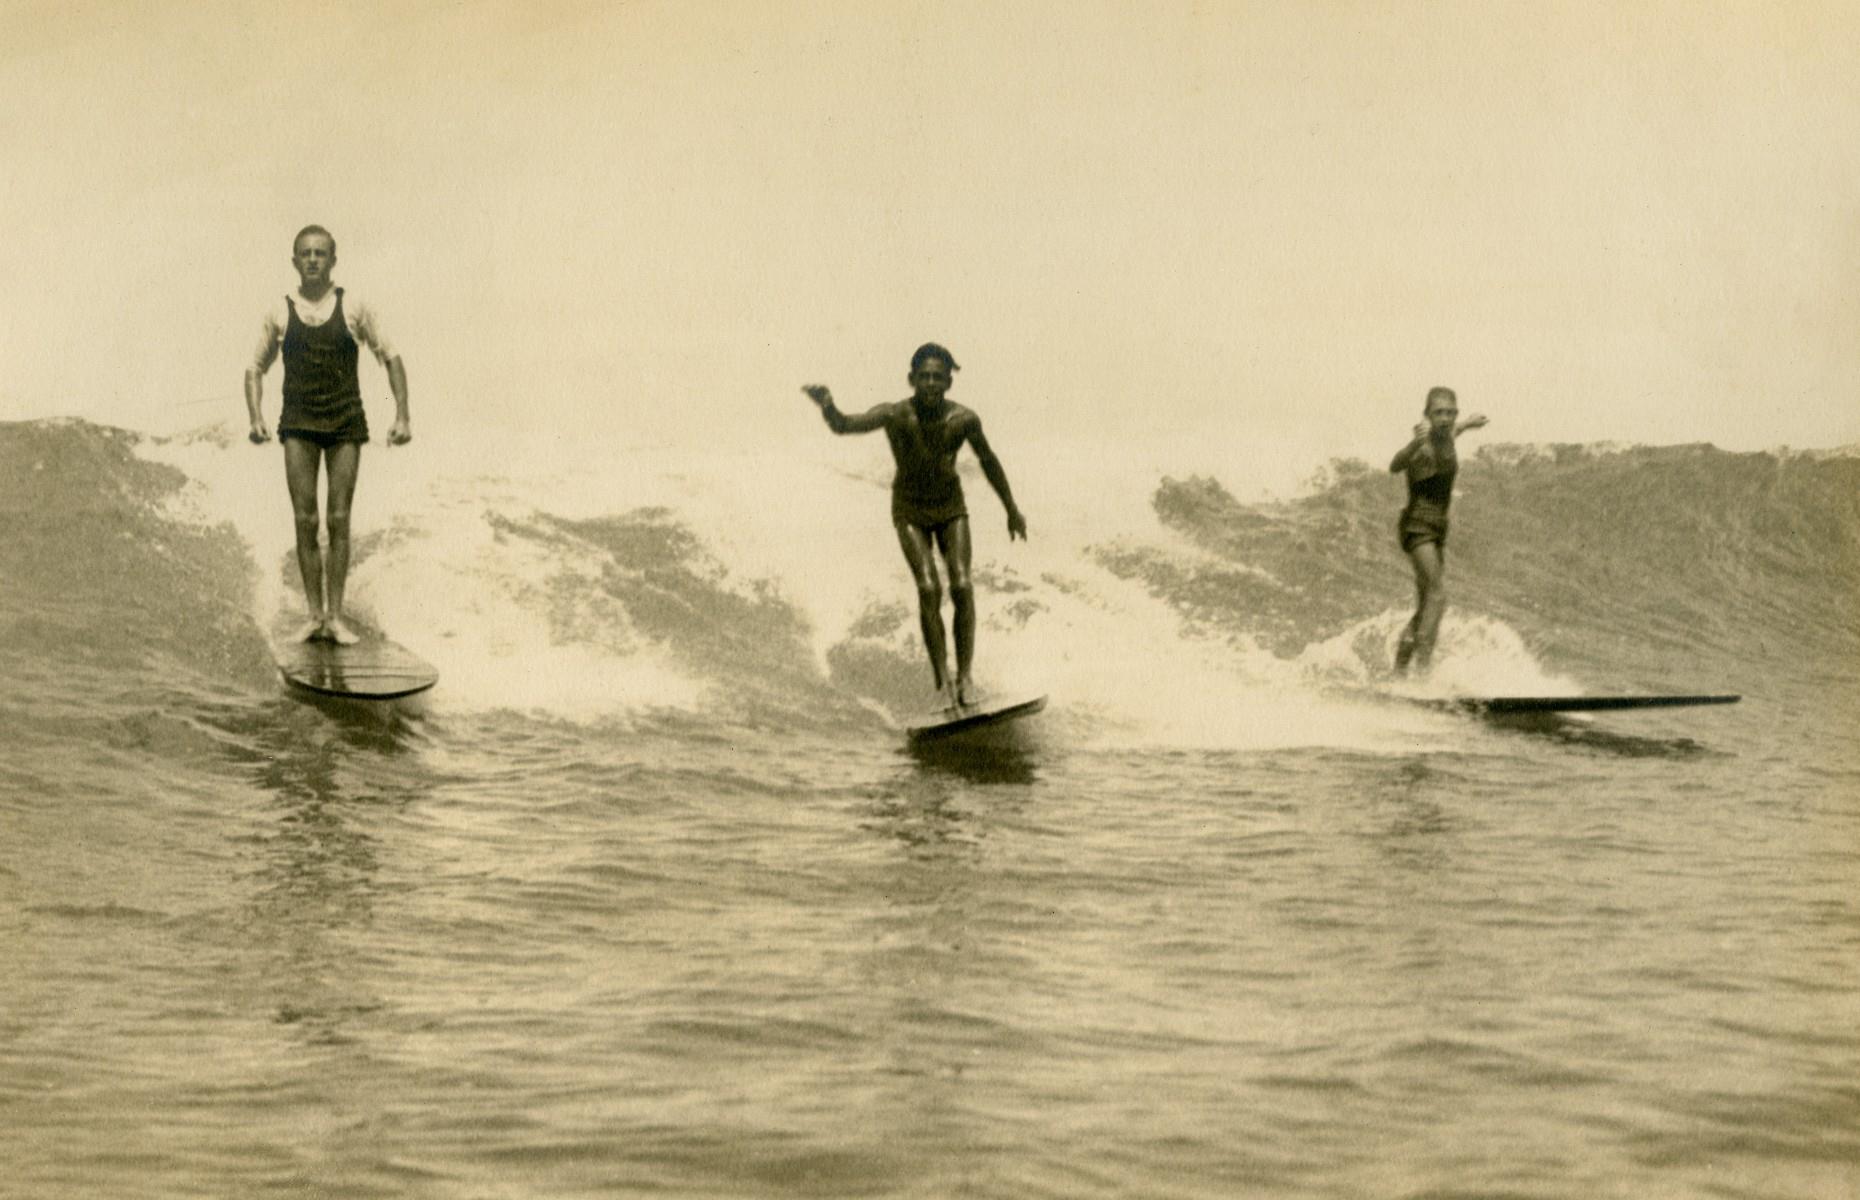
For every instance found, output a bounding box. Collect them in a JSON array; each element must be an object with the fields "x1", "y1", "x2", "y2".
[
  {"x1": 804, "y1": 343, "x2": 1027, "y2": 710},
  {"x1": 1390, "y1": 387, "x2": 1487, "y2": 675},
  {"x1": 245, "y1": 225, "x2": 410, "y2": 645}
]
